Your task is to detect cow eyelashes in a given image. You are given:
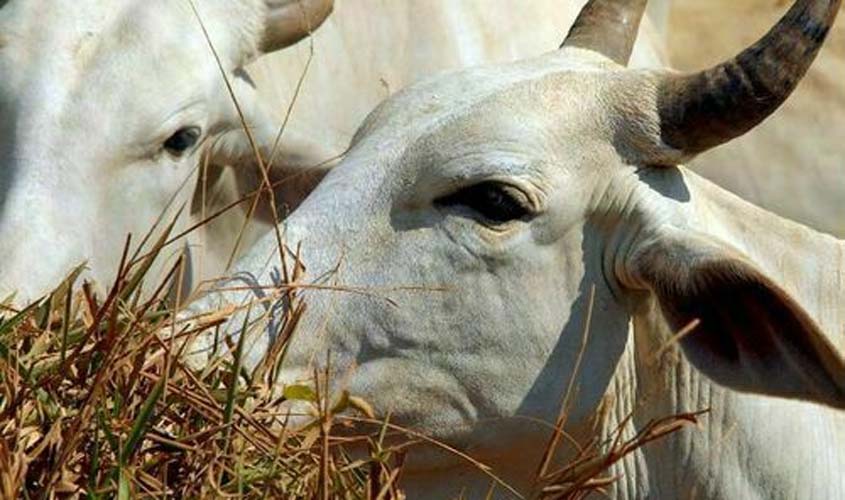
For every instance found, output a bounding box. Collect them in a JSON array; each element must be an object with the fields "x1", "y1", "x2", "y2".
[
  {"x1": 435, "y1": 181, "x2": 532, "y2": 224},
  {"x1": 163, "y1": 126, "x2": 202, "y2": 156}
]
